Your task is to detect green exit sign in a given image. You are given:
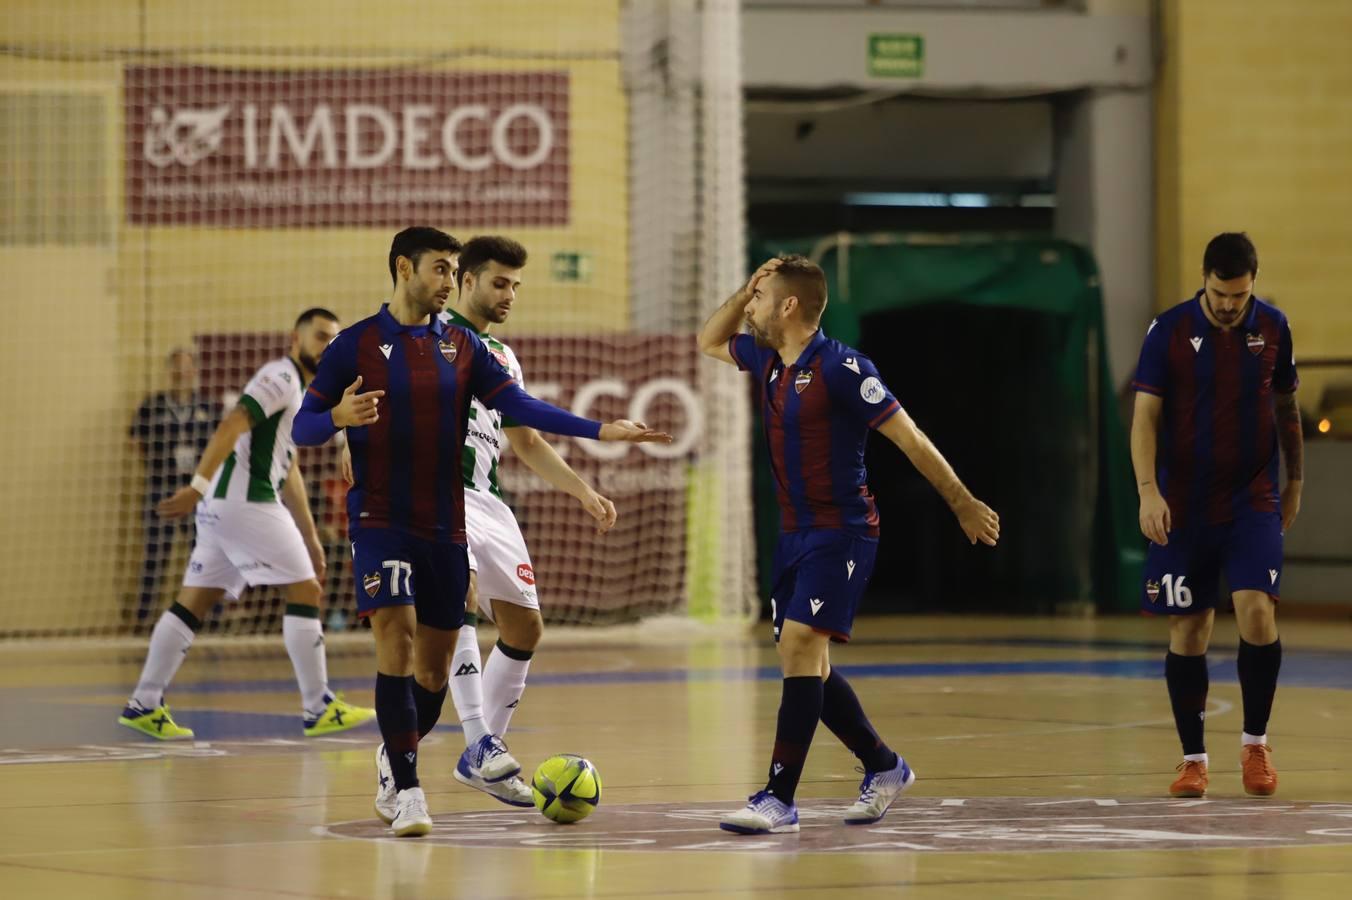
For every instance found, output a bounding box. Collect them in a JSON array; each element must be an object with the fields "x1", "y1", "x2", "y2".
[{"x1": 868, "y1": 33, "x2": 924, "y2": 78}]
